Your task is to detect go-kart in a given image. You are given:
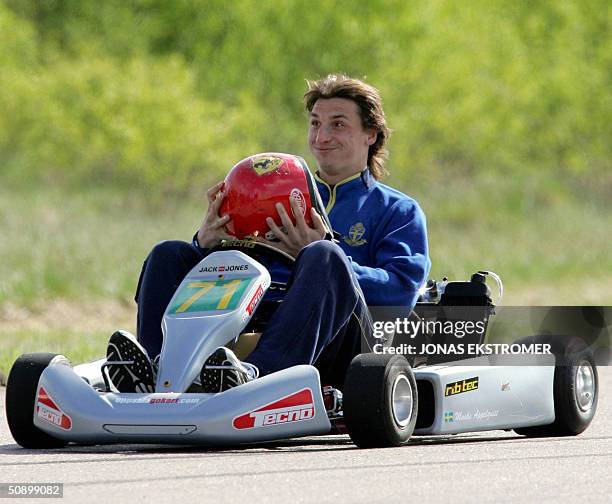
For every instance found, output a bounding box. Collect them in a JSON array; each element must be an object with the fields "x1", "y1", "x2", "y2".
[{"x1": 5, "y1": 241, "x2": 599, "y2": 449}]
